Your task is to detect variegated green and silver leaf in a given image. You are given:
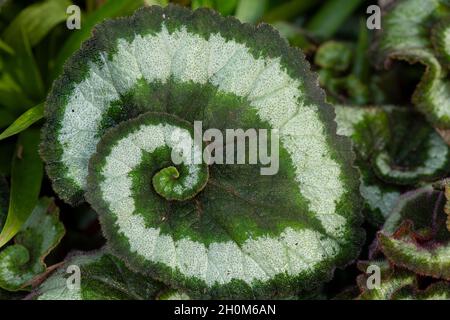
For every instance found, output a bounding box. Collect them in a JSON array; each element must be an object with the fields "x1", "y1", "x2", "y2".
[
  {"x1": 27, "y1": 249, "x2": 172, "y2": 300},
  {"x1": 41, "y1": 5, "x2": 364, "y2": 298},
  {"x1": 0, "y1": 197, "x2": 65, "y2": 291},
  {"x1": 392, "y1": 281, "x2": 450, "y2": 300},
  {"x1": 356, "y1": 260, "x2": 416, "y2": 300},
  {"x1": 158, "y1": 290, "x2": 191, "y2": 300},
  {"x1": 335, "y1": 105, "x2": 450, "y2": 223},
  {"x1": 379, "y1": 186, "x2": 450, "y2": 280},
  {"x1": 377, "y1": 0, "x2": 450, "y2": 129},
  {"x1": 355, "y1": 260, "x2": 450, "y2": 300}
]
